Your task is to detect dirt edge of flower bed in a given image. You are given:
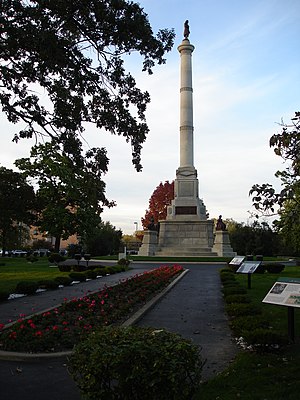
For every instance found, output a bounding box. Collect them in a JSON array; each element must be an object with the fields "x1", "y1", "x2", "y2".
[{"x1": 0, "y1": 269, "x2": 189, "y2": 361}]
